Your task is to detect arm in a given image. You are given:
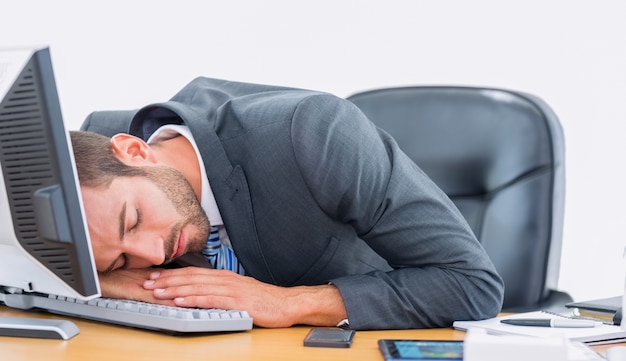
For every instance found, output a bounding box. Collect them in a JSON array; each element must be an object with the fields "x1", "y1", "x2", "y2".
[
  {"x1": 289, "y1": 94, "x2": 504, "y2": 329},
  {"x1": 99, "y1": 266, "x2": 348, "y2": 328},
  {"x1": 146, "y1": 268, "x2": 347, "y2": 328}
]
